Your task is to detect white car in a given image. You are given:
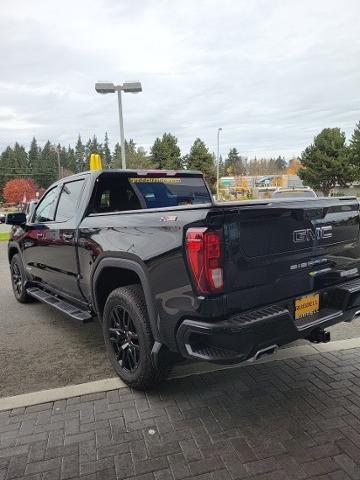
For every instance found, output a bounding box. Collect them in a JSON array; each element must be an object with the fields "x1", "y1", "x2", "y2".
[{"x1": 272, "y1": 187, "x2": 317, "y2": 199}]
